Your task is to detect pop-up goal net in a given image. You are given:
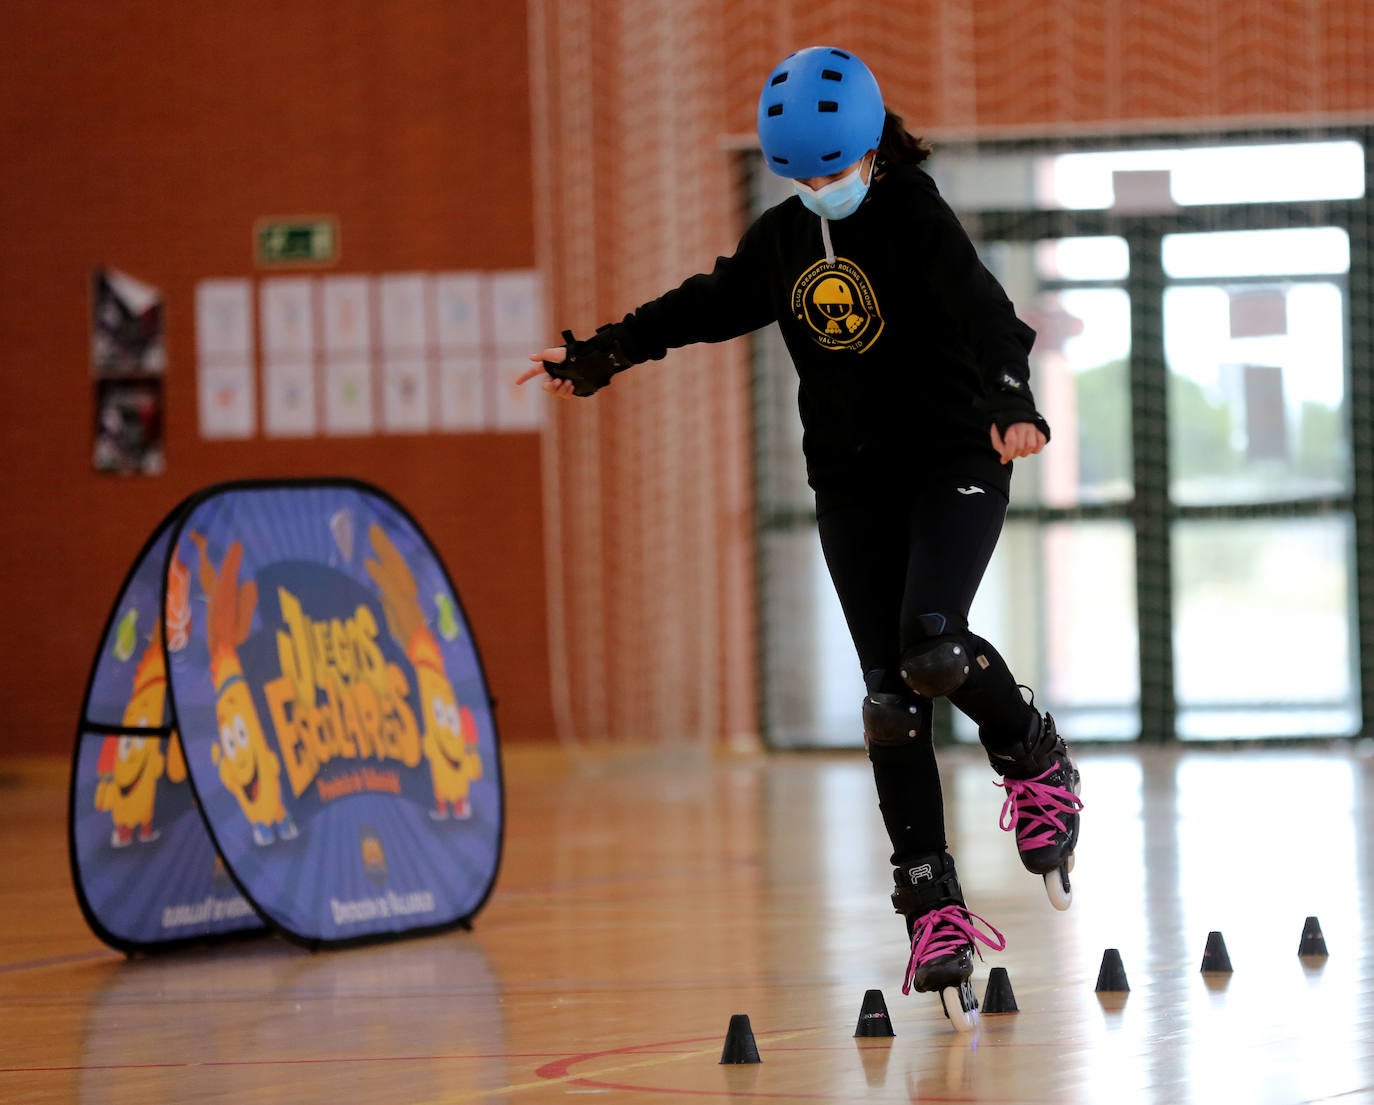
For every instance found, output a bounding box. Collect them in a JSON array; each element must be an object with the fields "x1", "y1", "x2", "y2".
[{"x1": 70, "y1": 479, "x2": 502, "y2": 952}]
